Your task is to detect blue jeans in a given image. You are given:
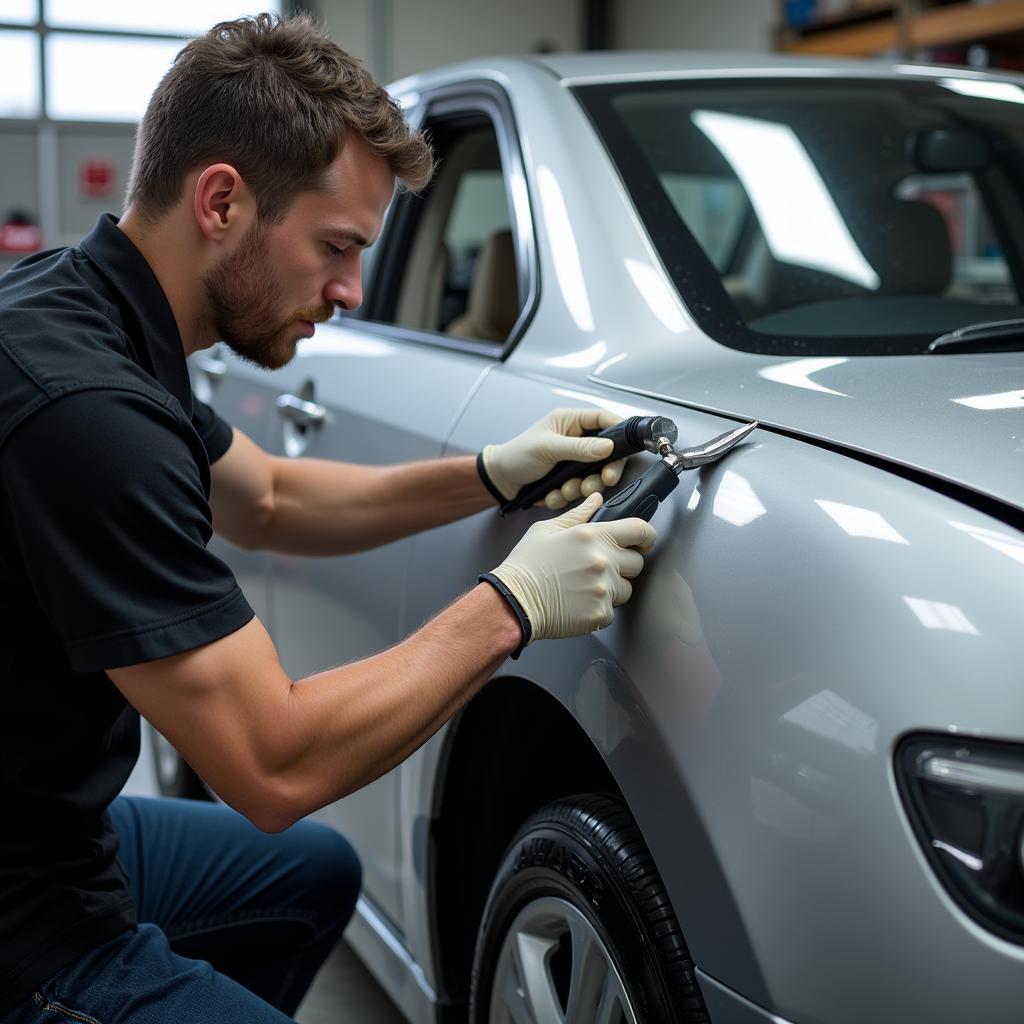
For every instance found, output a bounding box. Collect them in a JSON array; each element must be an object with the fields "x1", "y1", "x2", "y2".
[{"x1": 3, "y1": 795, "x2": 362, "y2": 1023}]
